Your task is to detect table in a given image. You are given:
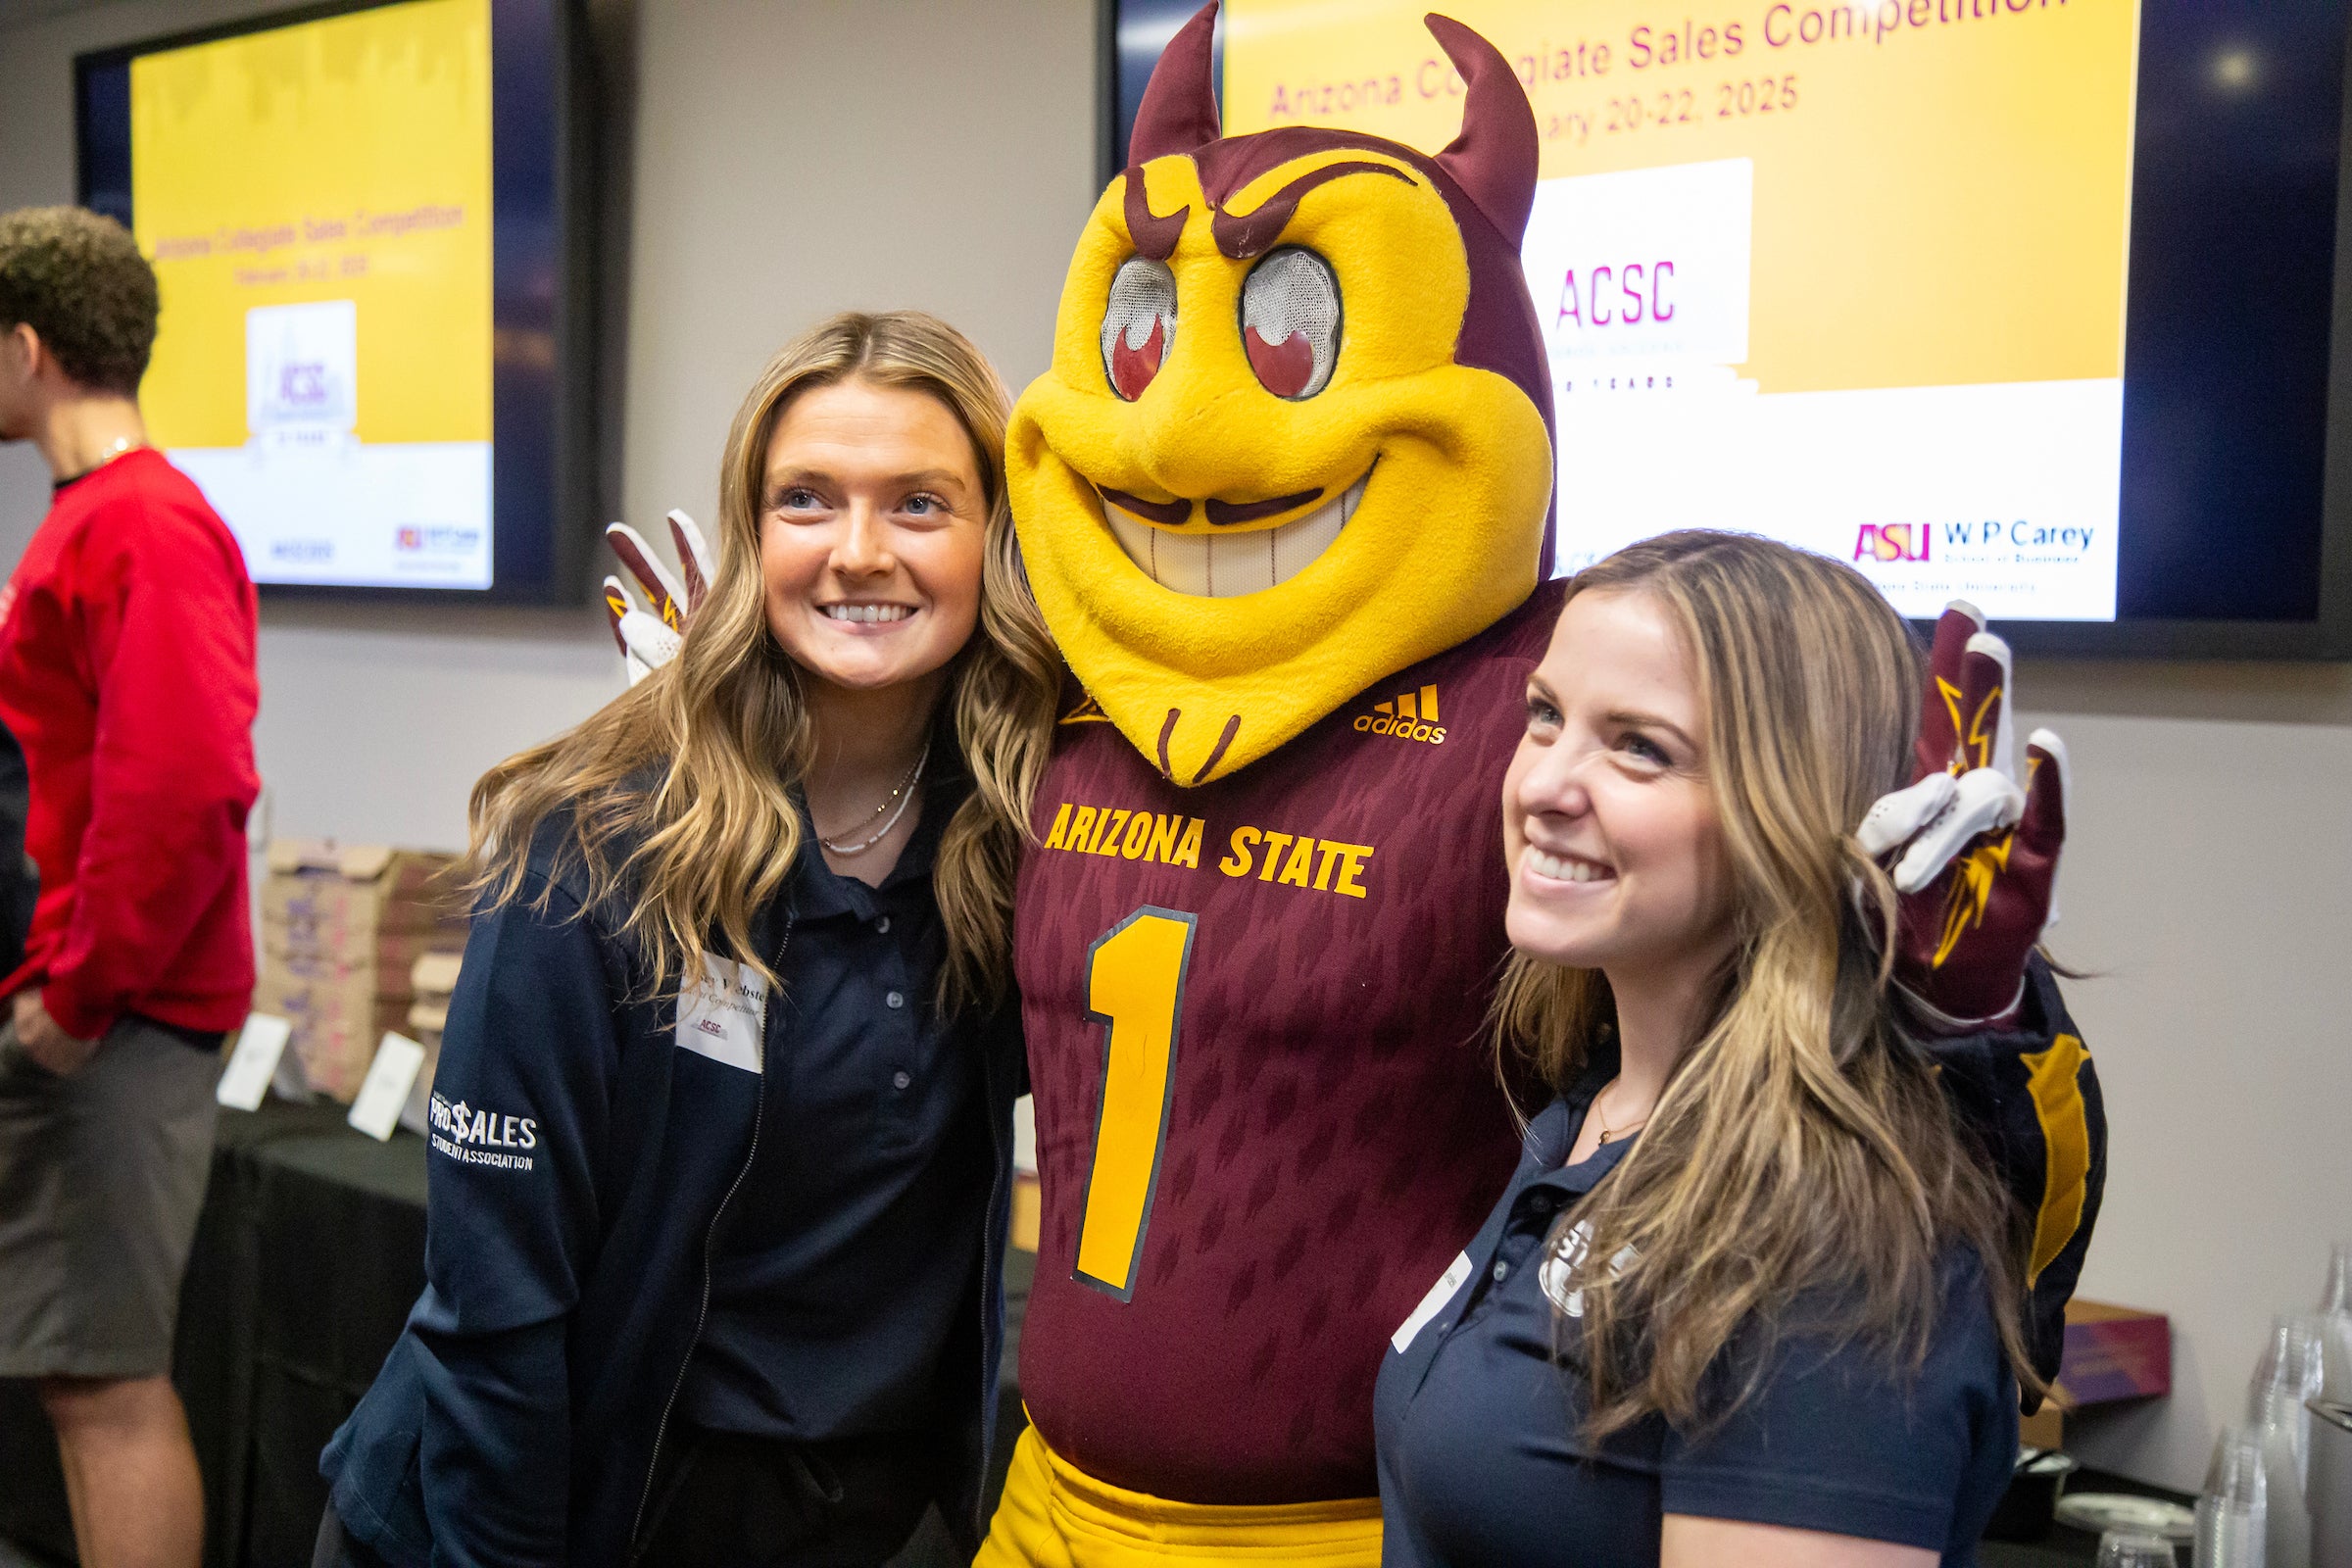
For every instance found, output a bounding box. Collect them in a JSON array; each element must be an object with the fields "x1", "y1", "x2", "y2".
[
  {"x1": 1981, "y1": 1470, "x2": 2201, "y2": 1567},
  {"x1": 0, "y1": 1103, "x2": 2167, "y2": 1567}
]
